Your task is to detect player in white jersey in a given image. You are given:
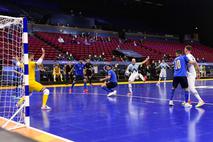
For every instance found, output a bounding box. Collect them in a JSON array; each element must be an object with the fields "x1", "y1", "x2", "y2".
[
  {"x1": 184, "y1": 45, "x2": 205, "y2": 107},
  {"x1": 125, "y1": 56, "x2": 149, "y2": 96},
  {"x1": 156, "y1": 60, "x2": 170, "y2": 85}
]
